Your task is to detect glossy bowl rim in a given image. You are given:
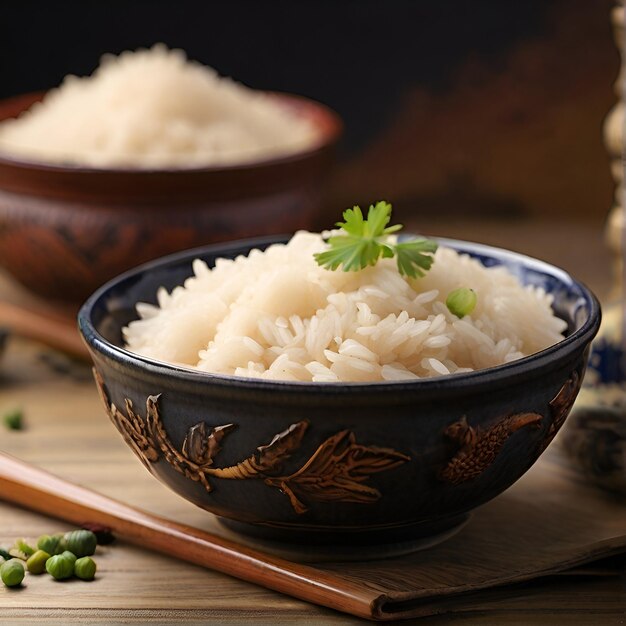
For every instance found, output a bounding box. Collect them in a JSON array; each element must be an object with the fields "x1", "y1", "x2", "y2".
[
  {"x1": 78, "y1": 234, "x2": 601, "y2": 395},
  {"x1": 0, "y1": 91, "x2": 343, "y2": 175}
]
